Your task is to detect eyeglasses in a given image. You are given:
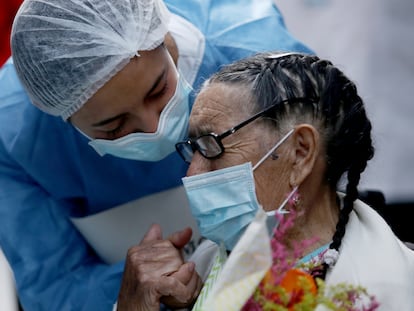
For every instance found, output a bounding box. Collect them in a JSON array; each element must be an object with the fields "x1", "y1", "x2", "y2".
[{"x1": 175, "y1": 97, "x2": 312, "y2": 164}]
